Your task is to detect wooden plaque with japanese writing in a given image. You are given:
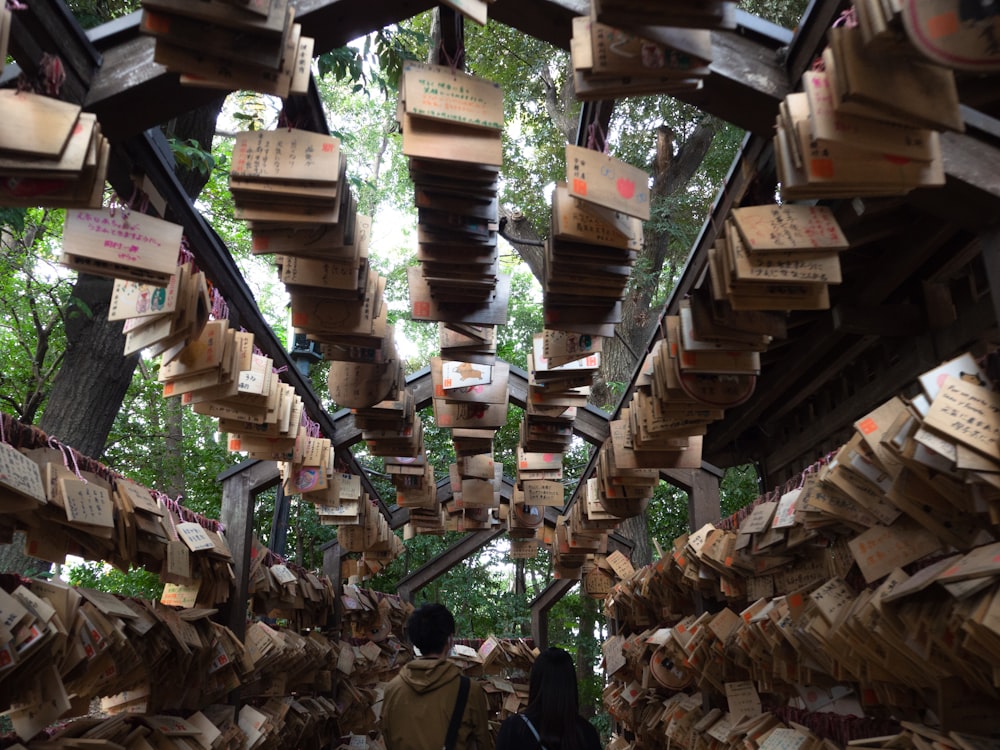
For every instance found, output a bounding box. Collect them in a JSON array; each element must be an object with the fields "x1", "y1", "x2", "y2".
[
  {"x1": 402, "y1": 62, "x2": 503, "y2": 130},
  {"x1": 62, "y1": 207, "x2": 182, "y2": 278},
  {"x1": 730, "y1": 204, "x2": 849, "y2": 252}
]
